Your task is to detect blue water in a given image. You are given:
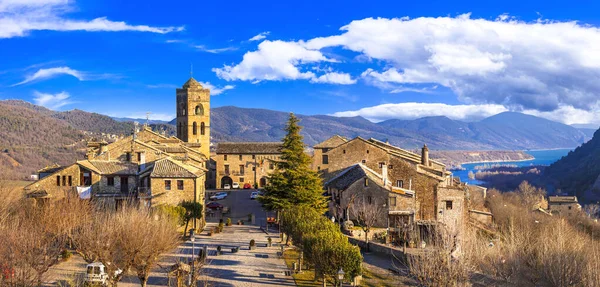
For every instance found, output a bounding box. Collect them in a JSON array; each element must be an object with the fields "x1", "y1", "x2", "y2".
[{"x1": 452, "y1": 149, "x2": 572, "y2": 185}]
